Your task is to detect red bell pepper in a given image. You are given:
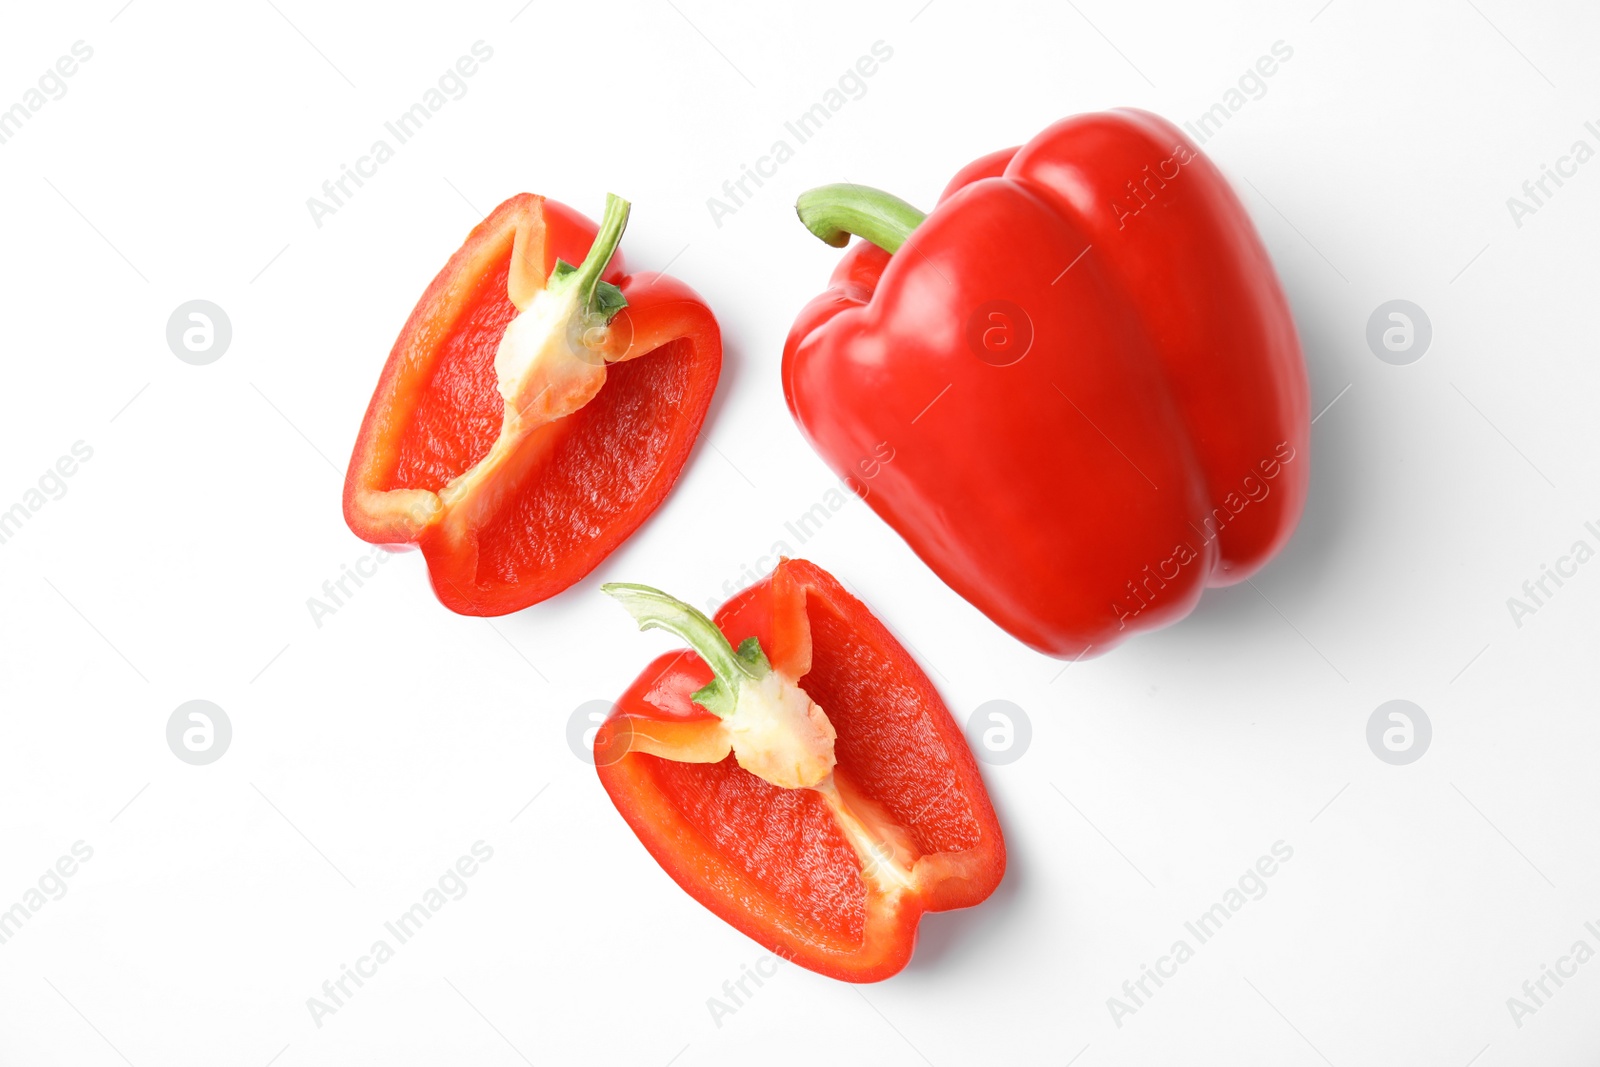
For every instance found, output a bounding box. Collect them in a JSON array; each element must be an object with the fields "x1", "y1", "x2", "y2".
[
  {"x1": 783, "y1": 109, "x2": 1309, "y2": 658},
  {"x1": 593, "y1": 559, "x2": 1005, "y2": 982},
  {"x1": 343, "y1": 193, "x2": 721, "y2": 615}
]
